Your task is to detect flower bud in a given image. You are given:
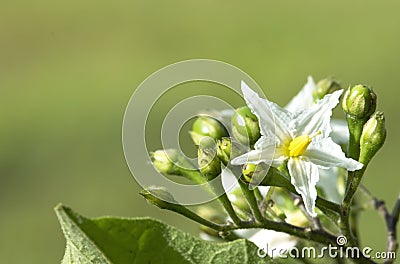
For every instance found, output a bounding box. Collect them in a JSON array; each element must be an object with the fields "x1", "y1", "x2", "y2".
[
  {"x1": 198, "y1": 137, "x2": 221, "y2": 181},
  {"x1": 242, "y1": 163, "x2": 269, "y2": 184},
  {"x1": 216, "y1": 137, "x2": 232, "y2": 166},
  {"x1": 191, "y1": 116, "x2": 229, "y2": 145},
  {"x1": 151, "y1": 149, "x2": 207, "y2": 185},
  {"x1": 342, "y1": 84, "x2": 377, "y2": 119},
  {"x1": 242, "y1": 163, "x2": 257, "y2": 183},
  {"x1": 313, "y1": 78, "x2": 342, "y2": 102},
  {"x1": 139, "y1": 186, "x2": 176, "y2": 209},
  {"x1": 231, "y1": 106, "x2": 261, "y2": 145},
  {"x1": 151, "y1": 149, "x2": 182, "y2": 175},
  {"x1": 151, "y1": 149, "x2": 197, "y2": 176},
  {"x1": 359, "y1": 111, "x2": 386, "y2": 164}
]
